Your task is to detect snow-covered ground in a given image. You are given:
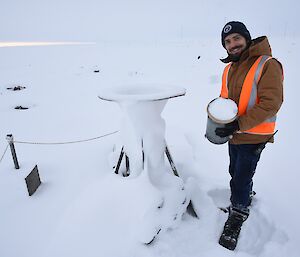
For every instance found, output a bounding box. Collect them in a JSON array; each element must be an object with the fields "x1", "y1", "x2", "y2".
[{"x1": 1, "y1": 1, "x2": 299, "y2": 257}]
